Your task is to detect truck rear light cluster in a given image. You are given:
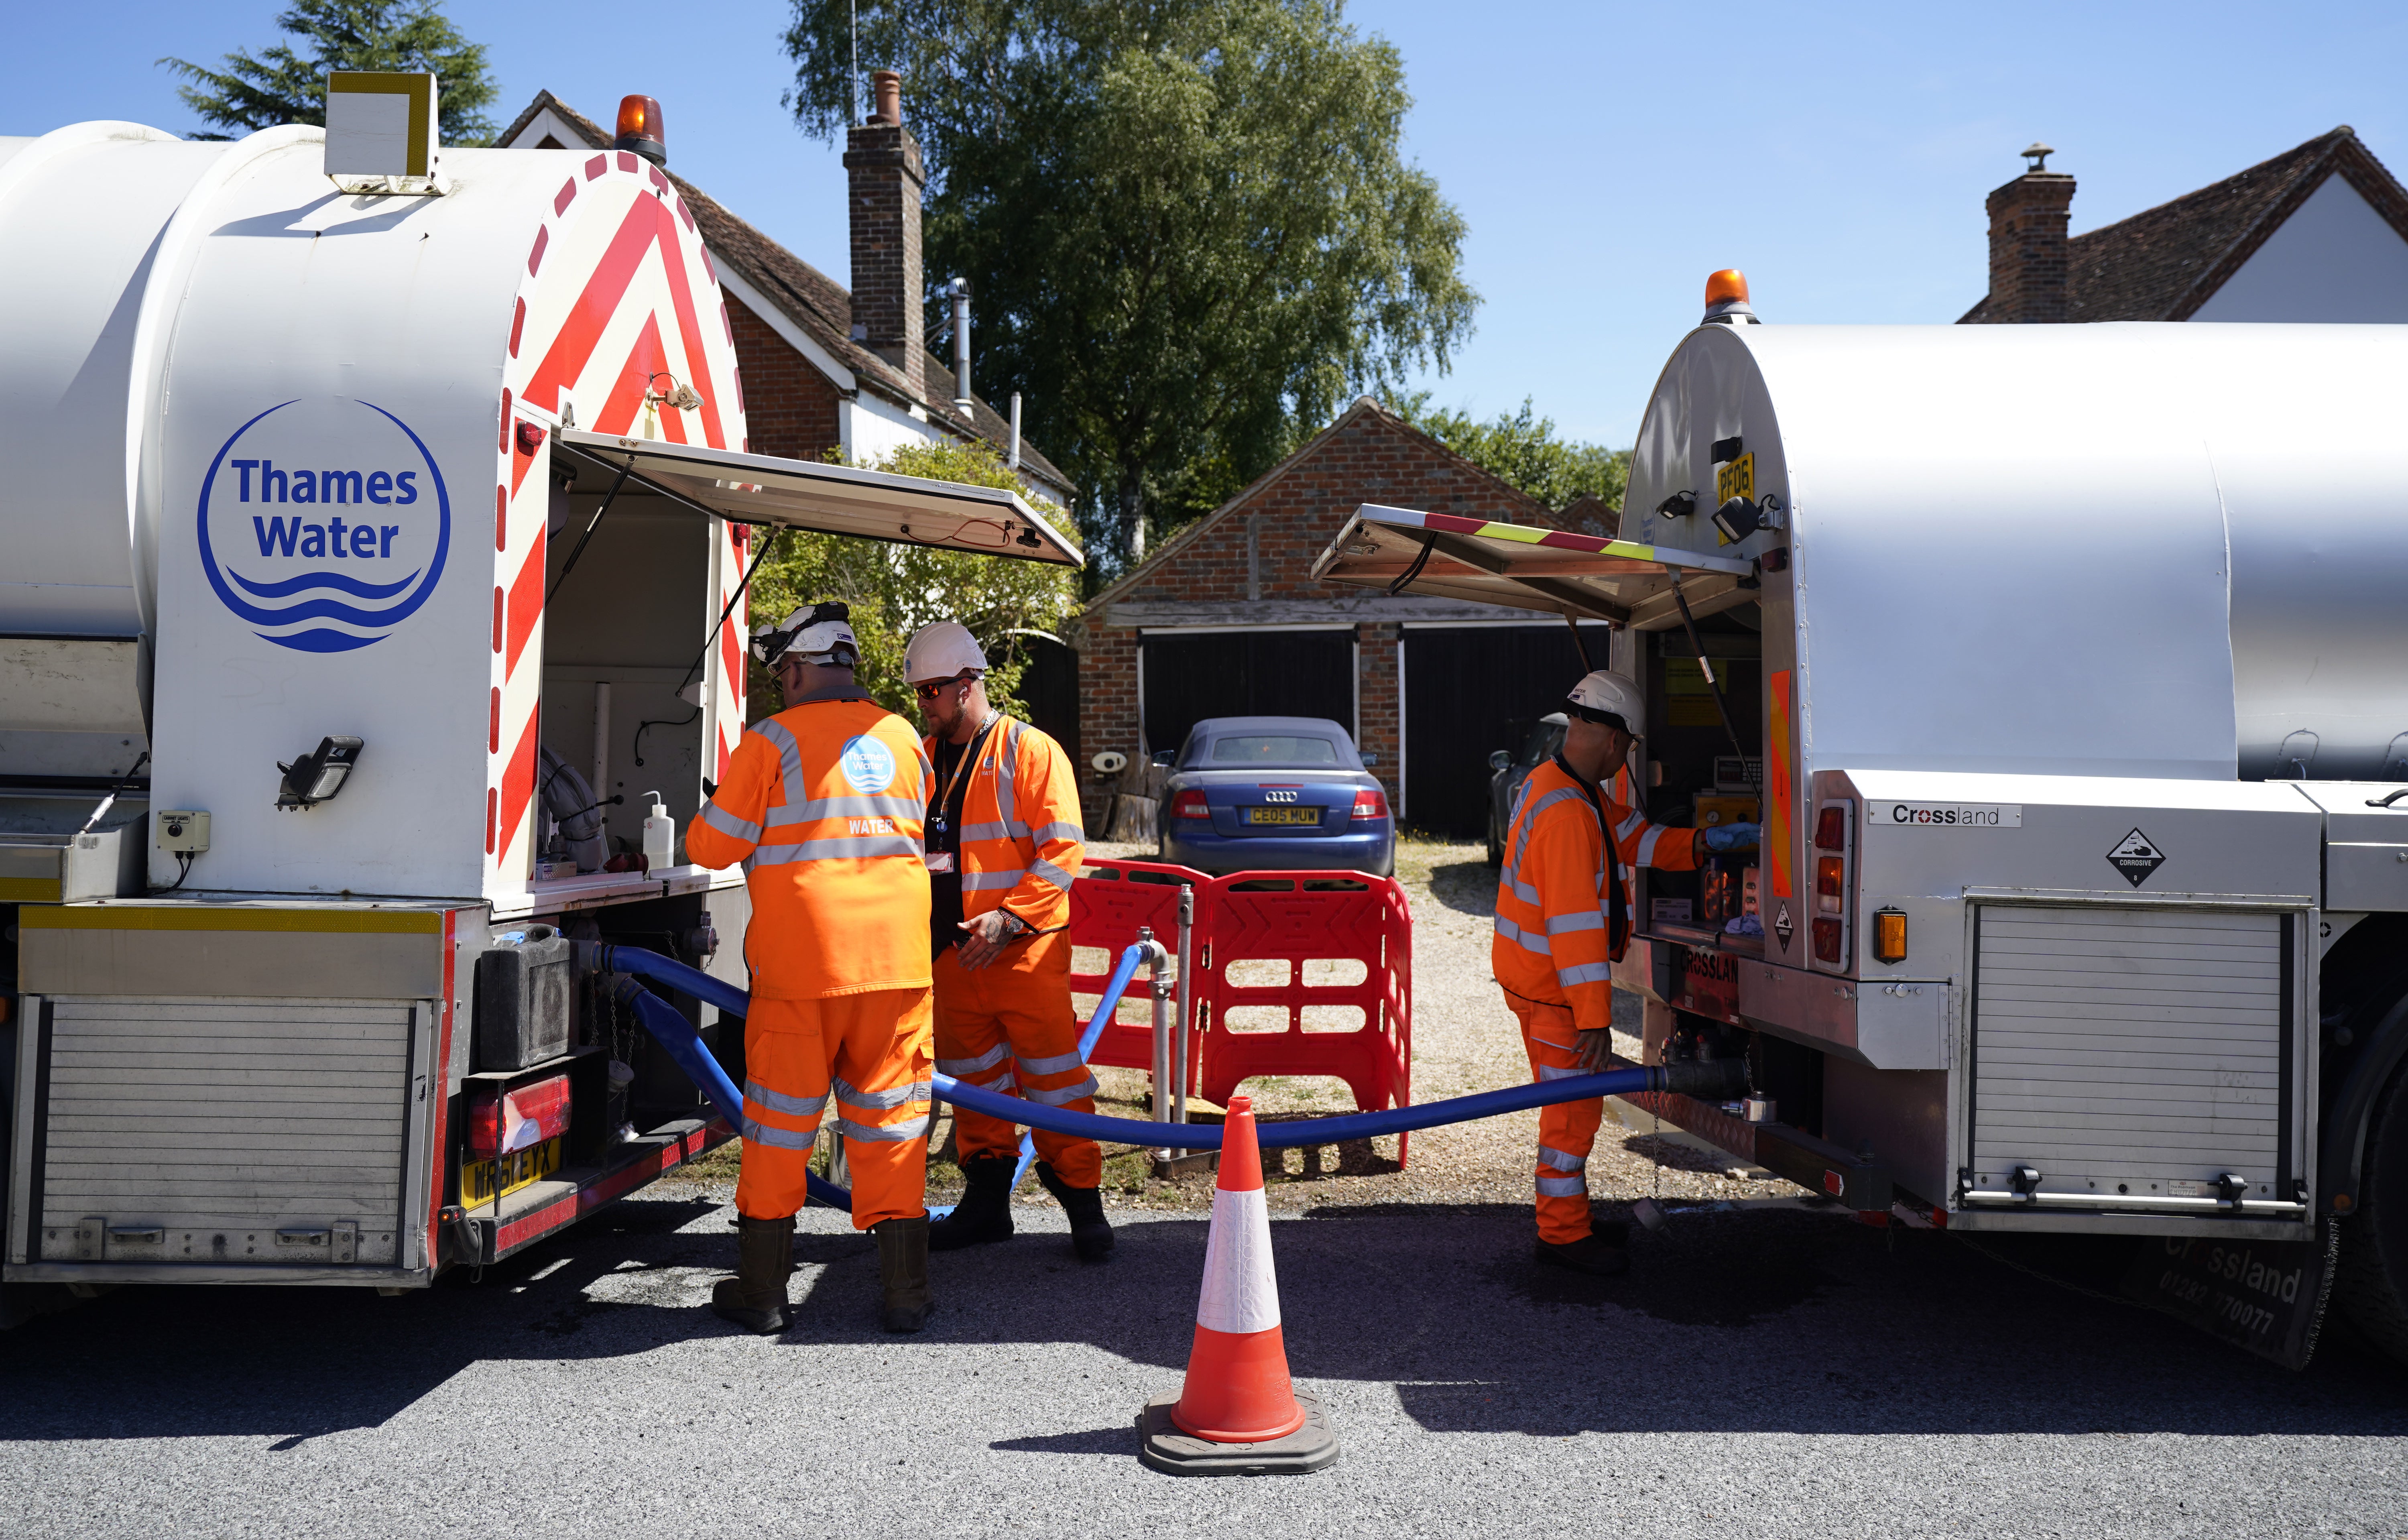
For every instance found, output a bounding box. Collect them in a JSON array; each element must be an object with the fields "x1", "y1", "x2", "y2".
[
  {"x1": 1807, "y1": 798, "x2": 1855, "y2": 972},
  {"x1": 1172, "y1": 789, "x2": 1210, "y2": 820},
  {"x1": 1351, "y1": 788, "x2": 1389, "y2": 821},
  {"x1": 466, "y1": 1072, "x2": 571, "y2": 1160}
]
